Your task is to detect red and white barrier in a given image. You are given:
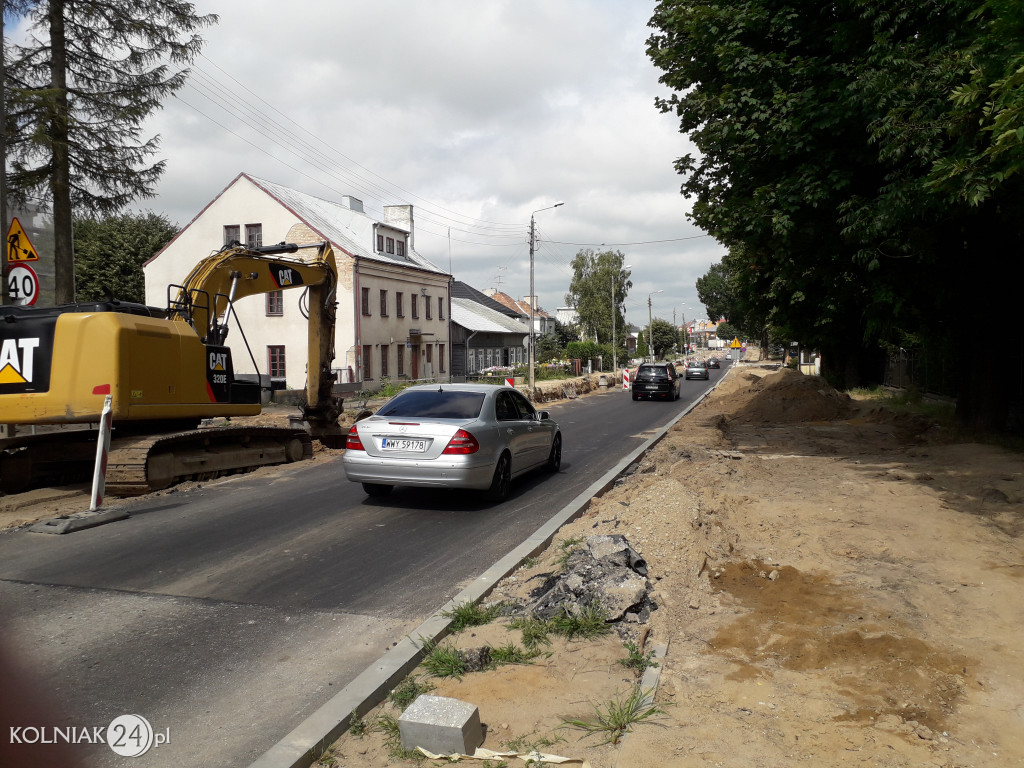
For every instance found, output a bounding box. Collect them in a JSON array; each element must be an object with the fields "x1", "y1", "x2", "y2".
[
  {"x1": 622, "y1": 368, "x2": 631, "y2": 390},
  {"x1": 505, "y1": 377, "x2": 514, "y2": 387},
  {"x1": 90, "y1": 394, "x2": 113, "y2": 511}
]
